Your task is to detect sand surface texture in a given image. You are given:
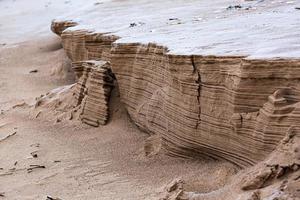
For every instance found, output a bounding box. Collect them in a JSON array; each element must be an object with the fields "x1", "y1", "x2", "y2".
[{"x1": 53, "y1": 0, "x2": 300, "y2": 58}]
